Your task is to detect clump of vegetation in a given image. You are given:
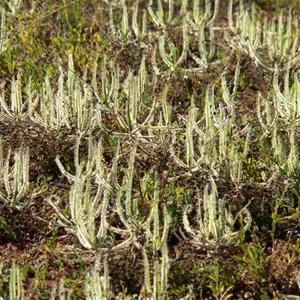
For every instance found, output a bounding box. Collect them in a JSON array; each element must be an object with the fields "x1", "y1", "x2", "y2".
[{"x1": 0, "y1": 0, "x2": 300, "y2": 299}]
